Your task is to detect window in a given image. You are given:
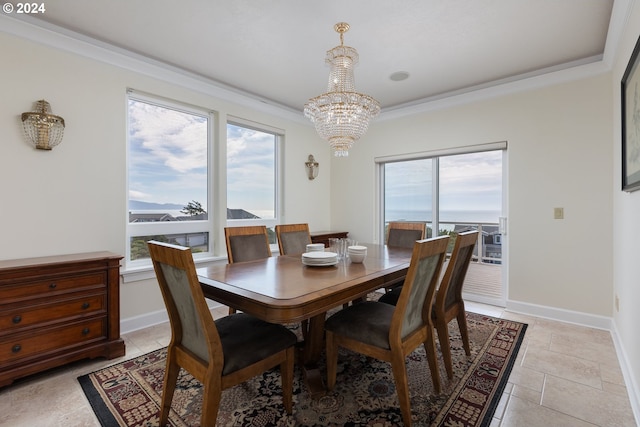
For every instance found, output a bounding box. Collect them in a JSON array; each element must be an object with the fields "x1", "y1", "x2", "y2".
[
  {"x1": 127, "y1": 92, "x2": 213, "y2": 267},
  {"x1": 379, "y1": 143, "x2": 504, "y2": 263},
  {"x1": 384, "y1": 158, "x2": 433, "y2": 225},
  {"x1": 226, "y1": 120, "x2": 281, "y2": 244}
]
